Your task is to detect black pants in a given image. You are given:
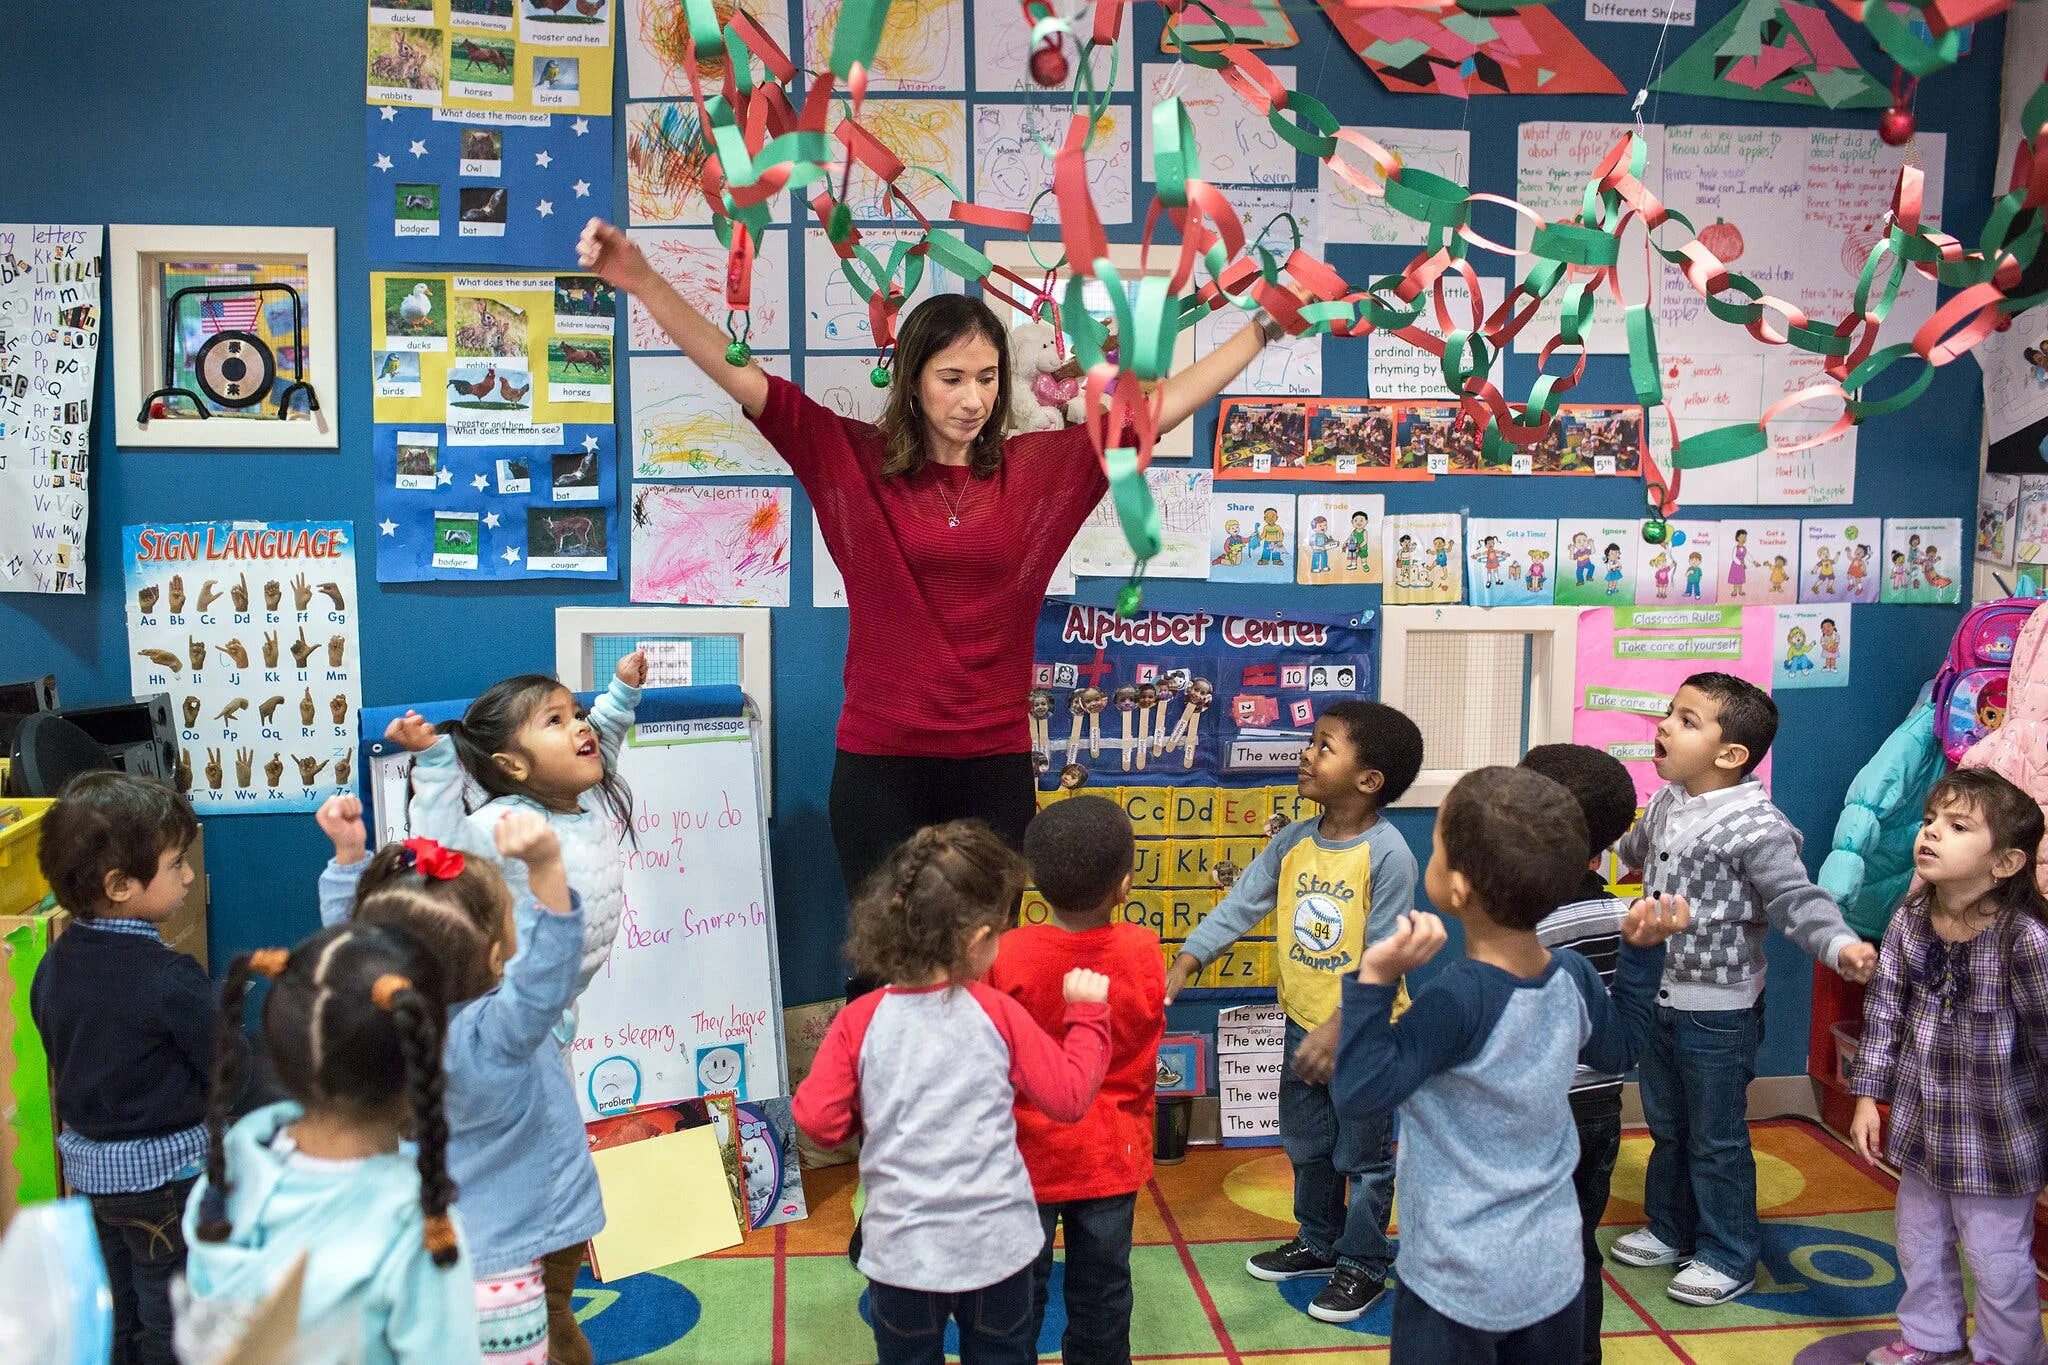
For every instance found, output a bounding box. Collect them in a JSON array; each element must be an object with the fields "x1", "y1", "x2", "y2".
[
  {"x1": 90, "y1": 1176, "x2": 197, "y2": 1365},
  {"x1": 830, "y1": 750, "x2": 1037, "y2": 995},
  {"x1": 1391, "y1": 1284, "x2": 1583, "y2": 1365},
  {"x1": 1570, "y1": 1091, "x2": 1624, "y2": 1365},
  {"x1": 1031, "y1": 1193, "x2": 1138, "y2": 1365},
  {"x1": 869, "y1": 1264, "x2": 1036, "y2": 1365}
]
